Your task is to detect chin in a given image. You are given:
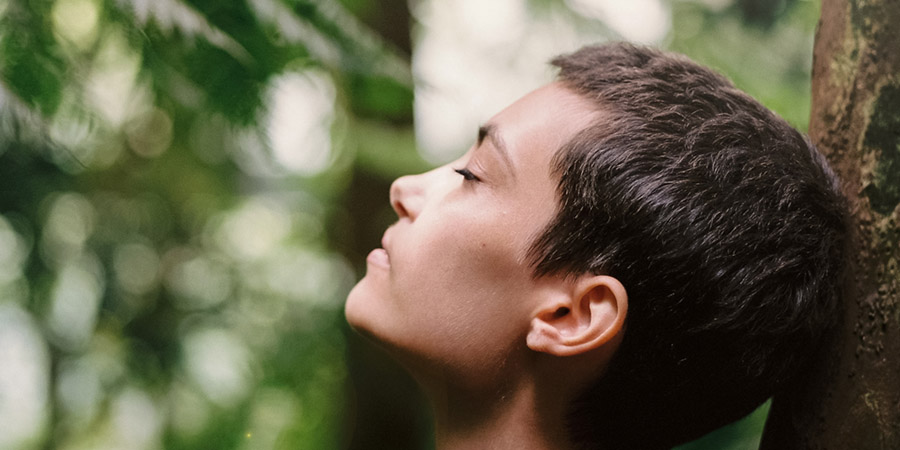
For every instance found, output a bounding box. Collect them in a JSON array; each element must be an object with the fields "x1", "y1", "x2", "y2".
[
  {"x1": 345, "y1": 282, "x2": 418, "y2": 363},
  {"x1": 345, "y1": 279, "x2": 392, "y2": 342},
  {"x1": 344, "y1": 281, "x2": 371, "y2": 331}
]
